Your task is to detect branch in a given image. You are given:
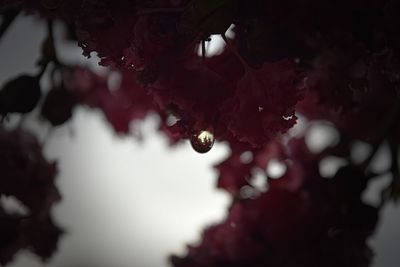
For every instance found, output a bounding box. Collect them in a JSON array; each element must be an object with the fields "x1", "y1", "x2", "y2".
[
  {"x1": 361, "y1": 101, "x2": 400, "y2": 171},
  {"x1": 0, "y1": 8, "x2": 20, "y2": 40}
]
